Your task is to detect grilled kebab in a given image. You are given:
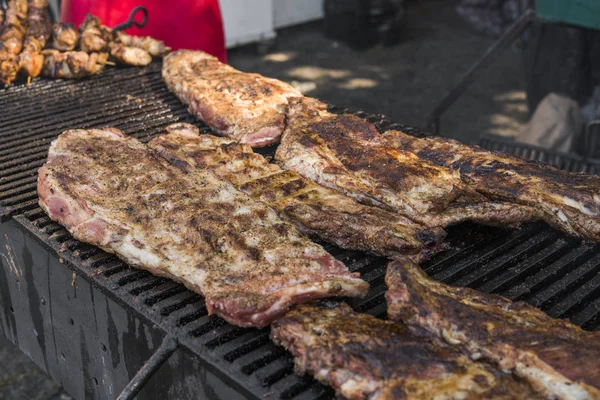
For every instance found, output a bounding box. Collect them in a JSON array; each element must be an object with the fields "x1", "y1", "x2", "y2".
[
  {"x1": 0, "y1": 0, "x2": 28, "y2": 84},
  {"x1": 37, "y1": 128, "x2": 368, "y2": 327},
  {"x1": 50, "y1": 22, "x2": 79, "y2": 51},
  {"x1": 19, "y1": 0, "x2": 51, "y2": 79},
  {"x1": 271, "y1": 303, "x2": 542, "y2": 400},
  {"x1": 383, "y1": 130, "x2": 600, "y2": 241},
  {"x1": 386, "y1": 258, "x2": 600, "y2": 400},
  {"x1": 148, "y1": 123, "x2": 446, "y2": 259},
  {"x1": 162, "y1": 50, "x2": 303, "y2": 147},
  {"x1": 275, "y1": 96, "x2": 538, "y2": 229},
  {"x1": 41, "y1": 49, "x2": 107, "y2": 79}
]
